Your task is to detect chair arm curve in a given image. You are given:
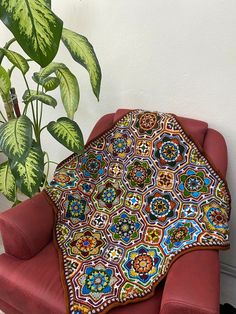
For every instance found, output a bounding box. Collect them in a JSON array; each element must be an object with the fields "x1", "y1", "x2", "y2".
[
  {"x1": 160, "y1": 250, "x2": 220, "y2": 314},
  {"x1": 0, "y1": 192, "x2": 54, "y2": 259}
]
